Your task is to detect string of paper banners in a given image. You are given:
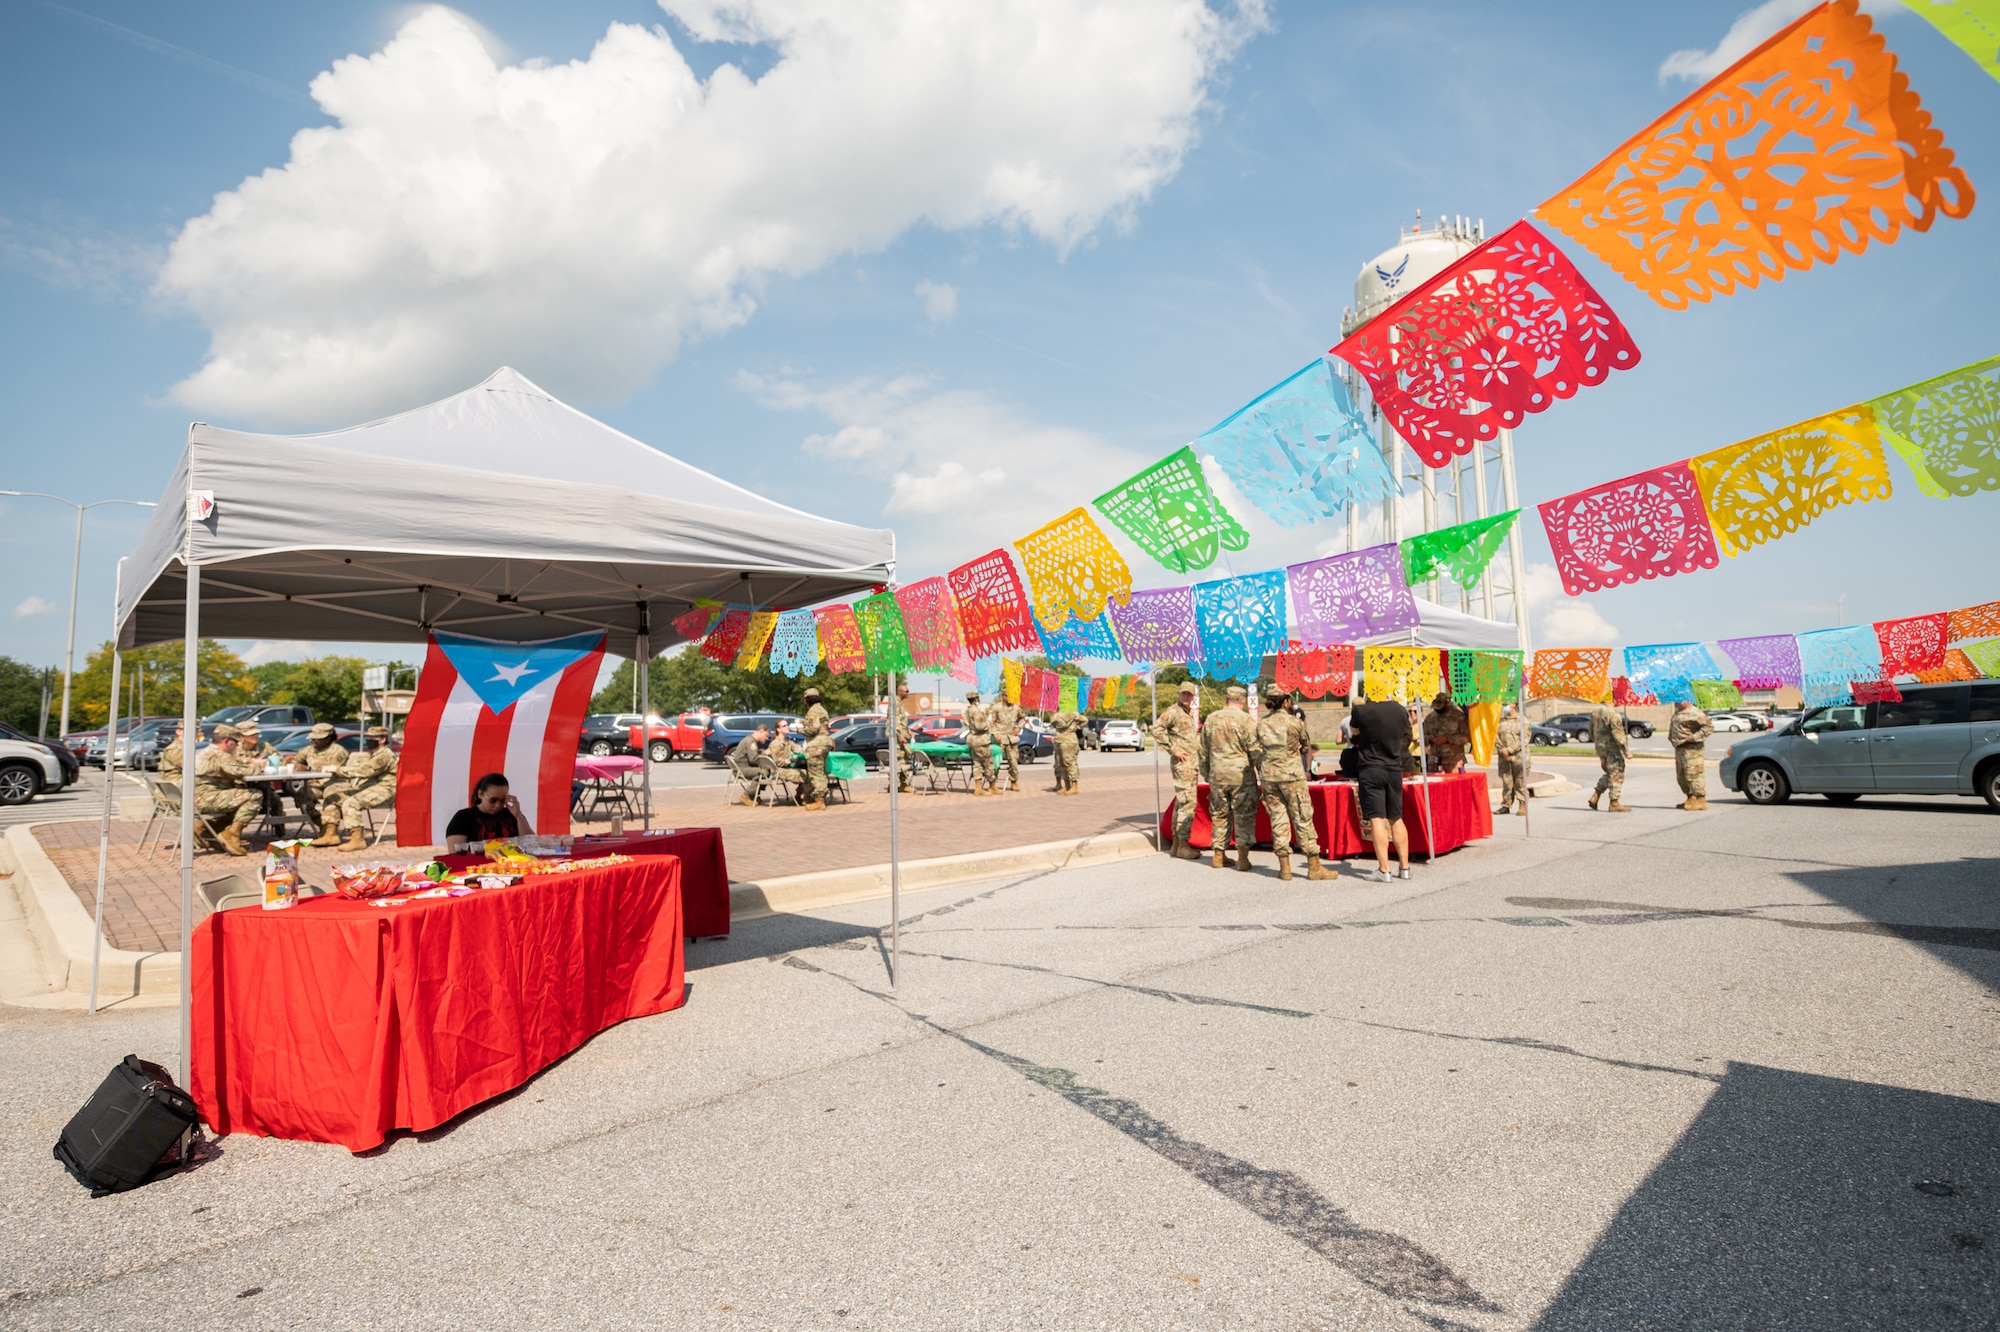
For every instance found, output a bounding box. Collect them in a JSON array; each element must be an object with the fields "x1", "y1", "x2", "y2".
[{"x1": 684, "y1": 1, "x2": 2000, "y2": 706}]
